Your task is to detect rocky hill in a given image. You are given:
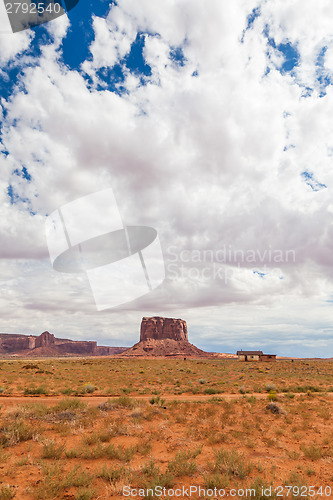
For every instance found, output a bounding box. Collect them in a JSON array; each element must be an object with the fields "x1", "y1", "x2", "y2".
[
  {"x1": 121, "y1": 317, "x2": 211, "y2": 357},
  {"x1": 0, "y1": 331, "x2": 127, "y2": 357}
]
